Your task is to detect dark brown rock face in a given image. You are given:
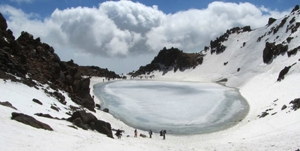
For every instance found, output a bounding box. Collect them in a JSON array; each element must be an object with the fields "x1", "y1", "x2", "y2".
[
  {"x1": 0, "y1": 13, "x2": 7, "y2": 31},
  {"x1": 68, "y1": 111, "x2": 113, "y2": 138},
  {"x1": 11, "y1": 112, "x2": 53, "y2": 131},
  {"x1": 290, "y1": 98, "x2": 300, "y2": 110},
  {"x1": 130, "y1": 47, "x2": 204, "y2": 76},
  {"x1": 0, "y1": 101, "x2": 17, "y2": 110},
  {"x1": 277, "y1": 63, "x2": 296, "y2": 82},
  {"x1": 32, "y1": 98, "x2": 43, "y2": 105},
  {"x1": 0, "y1": 13, "x2": 119, "y2": 111},
  {"x1": 263, "y1": 42, "x2": 288, "y2": 64},
  {"x1": 93, "y1": 120, "x2": 113, "y2": 138}
]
